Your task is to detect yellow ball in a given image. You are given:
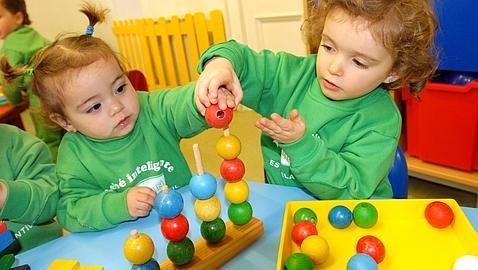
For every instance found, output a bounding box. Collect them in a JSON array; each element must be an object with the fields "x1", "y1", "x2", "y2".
[
  {"x1": 123, "y1": 230, "x2": 155, "y2": 264},
  {"x1": 194, "y1": 196, "x2": 221, "y2": 221},
  {"x1": 300, "y1": 235, "x2": 329, "y2": 265},
  {"x1": 216, "y1": 134, "x2": 241, "y2": 160},
  {"x1": 224, "y1": 180, "x2": 249, "y2": 204}
]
